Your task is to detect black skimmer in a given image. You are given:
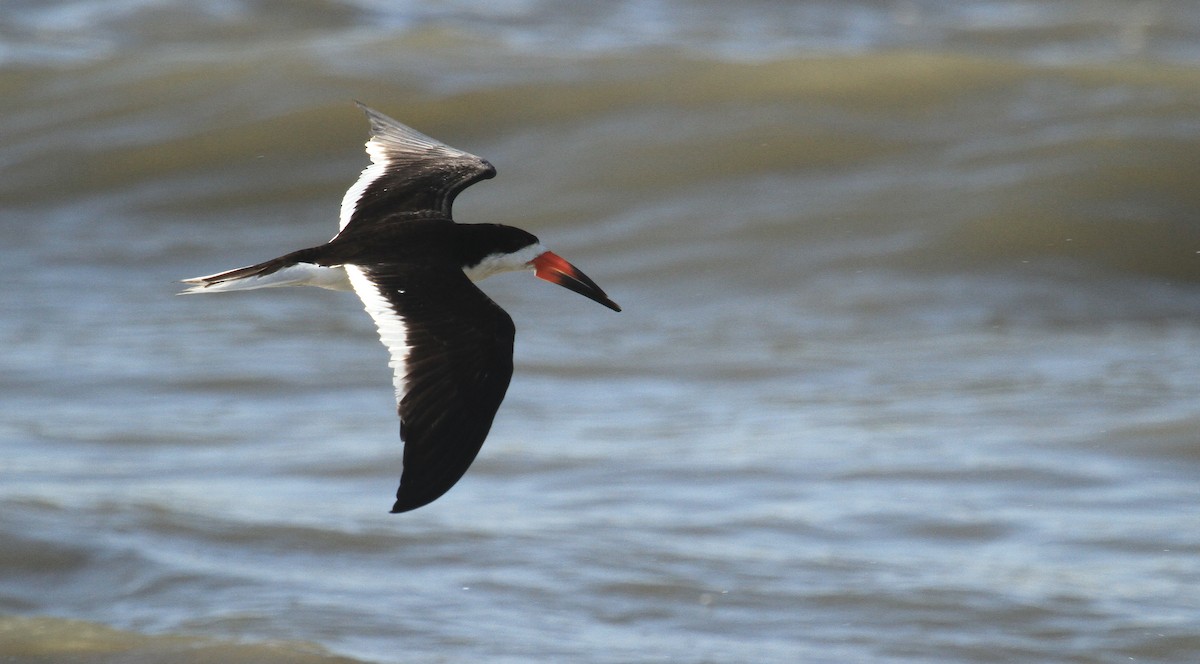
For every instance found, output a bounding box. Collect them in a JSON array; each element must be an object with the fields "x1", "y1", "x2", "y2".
[{"x1": 182, "y1": 104, "x2": 620, "y2": 513}]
